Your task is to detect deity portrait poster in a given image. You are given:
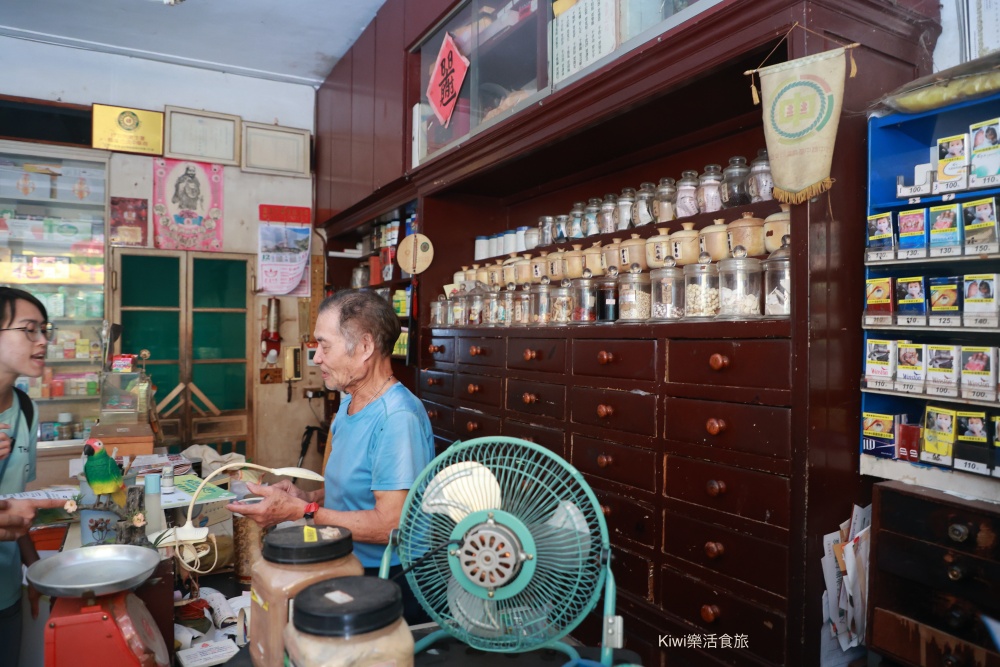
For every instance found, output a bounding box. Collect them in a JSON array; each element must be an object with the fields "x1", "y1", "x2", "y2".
[{"x1": 152, "y1": 158, "x2": 224, "y2": 251}]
